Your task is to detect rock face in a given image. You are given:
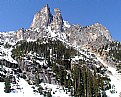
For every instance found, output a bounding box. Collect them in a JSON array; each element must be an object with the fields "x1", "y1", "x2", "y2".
[
  {"x1": 30, "y1": 5, "x2": 63, "y2": 32},
  {"x1": 90, "y1": 23, "x2": 112, "y2": 41},
  {"x1": 16, "y1": 28, "x2": 24, "y2": 40},
  {"x1": 64, "y1": 23, "x2": 112, "y2": 49},
  {"x1": 30, "y1": 4, "x2": 53, "y2": 29},
  {"x1": 51, "y1": 8, "x2": 63, "y2": 31}
]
